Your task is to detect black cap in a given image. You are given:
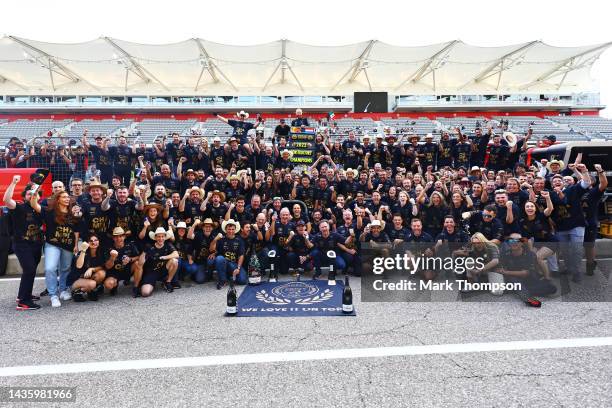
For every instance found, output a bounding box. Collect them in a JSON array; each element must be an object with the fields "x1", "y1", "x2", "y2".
[
  {"x1": 546, "y1": 135, "x2": 557, "y2": 142},
  {"x1": 296, "y1": 220, "x2": 305, "y2": 227}
]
